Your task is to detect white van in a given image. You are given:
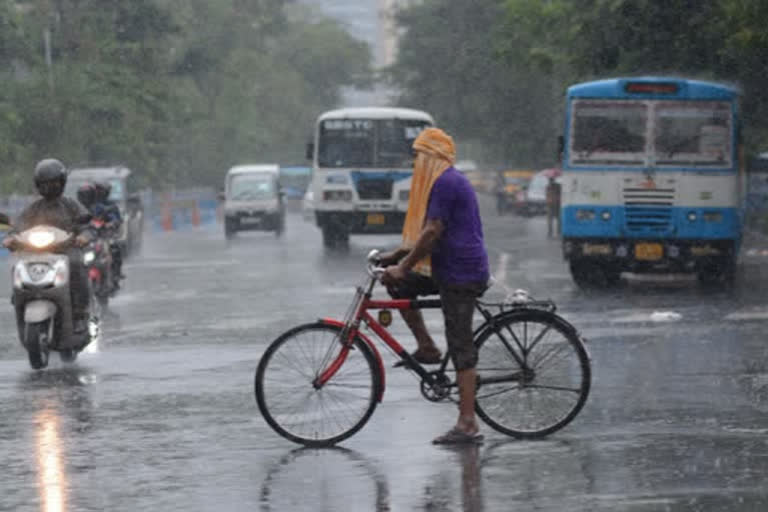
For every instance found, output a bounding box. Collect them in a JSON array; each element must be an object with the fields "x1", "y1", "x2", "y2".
[{"x1": 223, "y1": 164, "x2": 285, "y2": 239}]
